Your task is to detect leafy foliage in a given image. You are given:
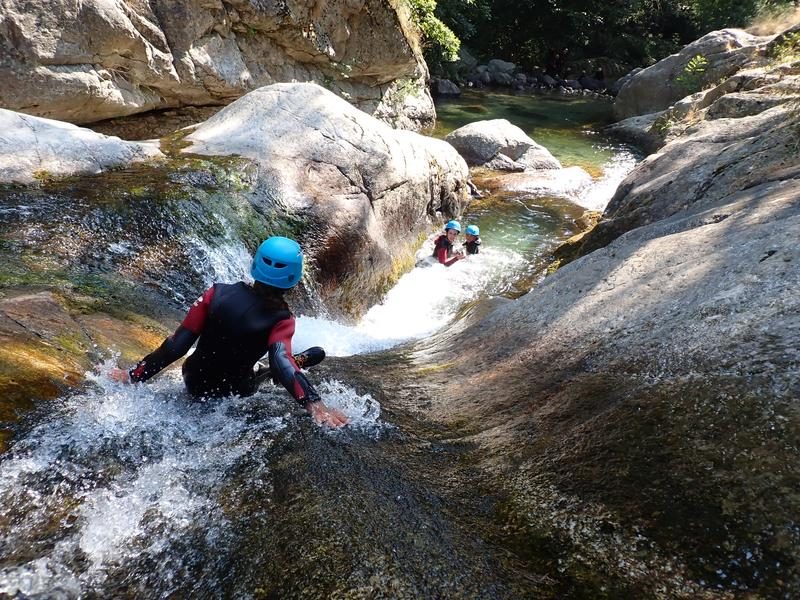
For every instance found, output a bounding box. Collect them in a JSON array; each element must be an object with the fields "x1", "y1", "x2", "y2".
[
  {"x1": 407, "y1": 0, "x2": 462, "y2": 69},
  {"x1": 770, "y1": 30, "x2": 800, "y2": 61},
  {"x1": 425, "y1": 0, "x2": 798, "y2": 77},
  {"x1": 676, "y1": 54, "x2": 710, "y2": 92}
]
